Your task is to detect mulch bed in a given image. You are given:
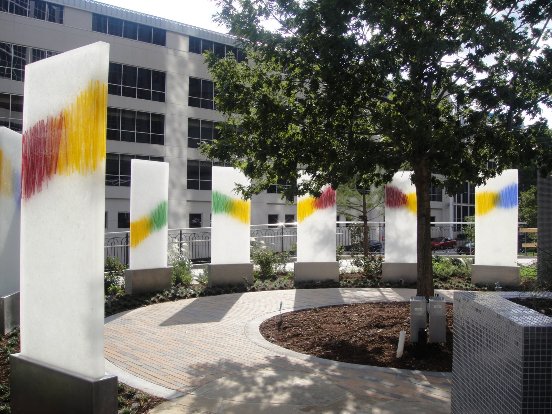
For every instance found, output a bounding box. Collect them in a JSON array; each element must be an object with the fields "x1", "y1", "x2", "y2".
[{"x1": 260, "y1": 302, "x2": 453, "y2": 372}]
